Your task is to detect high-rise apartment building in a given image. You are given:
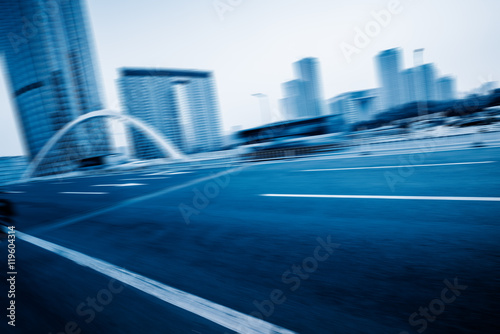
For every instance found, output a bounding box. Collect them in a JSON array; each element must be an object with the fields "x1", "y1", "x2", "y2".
[
  {"x1": 376, "y1": 48, "x2": 404, "y2": 110},
  {"x1": 118, "y1": 68, "x2": 223, "y2": 160},
  {"x1": 436, "y1": 76, "x2": 457, "y2": 101},
  {"x1": 293, "y1": 57, "x2": 325, "y2": 118},
  {"x1": 401, "y1": 68, "x2": 416, "y2": 105},
  {"x1": 413, "y1": 63, "x2": 437, "y2": 102},
  {"x1": 402, "y1": 63, "x2": 439, "y2": 104},
  {"x1": 281, "y1": 58, "x2": 325, "y2": 120},
  {"x1": 280, "y1": 79, "x2": 307, "y2": 120}
]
